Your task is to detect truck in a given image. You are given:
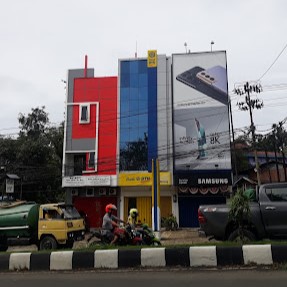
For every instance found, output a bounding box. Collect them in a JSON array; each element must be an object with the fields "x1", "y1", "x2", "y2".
[
  {"x1": 0, "y1": 201, "x2": 86, "y2": 251},
  {"x1": 198, "y1": 182, "x2": 287, "y2": 241}
]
